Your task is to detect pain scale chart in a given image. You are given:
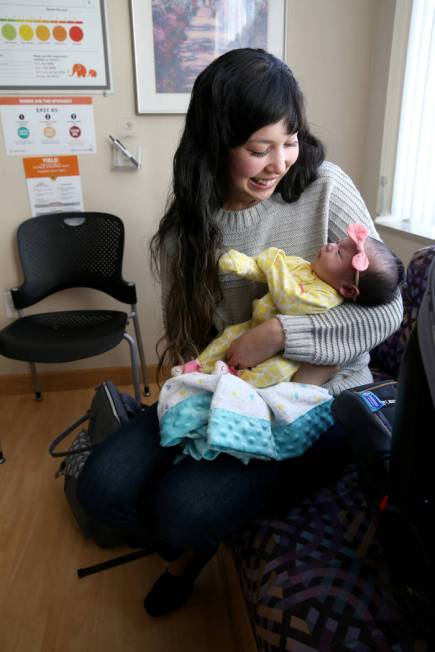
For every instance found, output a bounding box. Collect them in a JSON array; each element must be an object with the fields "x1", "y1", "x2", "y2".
[{"x1": 0, "y1": 0, "x2": 110, "y2": 90}]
